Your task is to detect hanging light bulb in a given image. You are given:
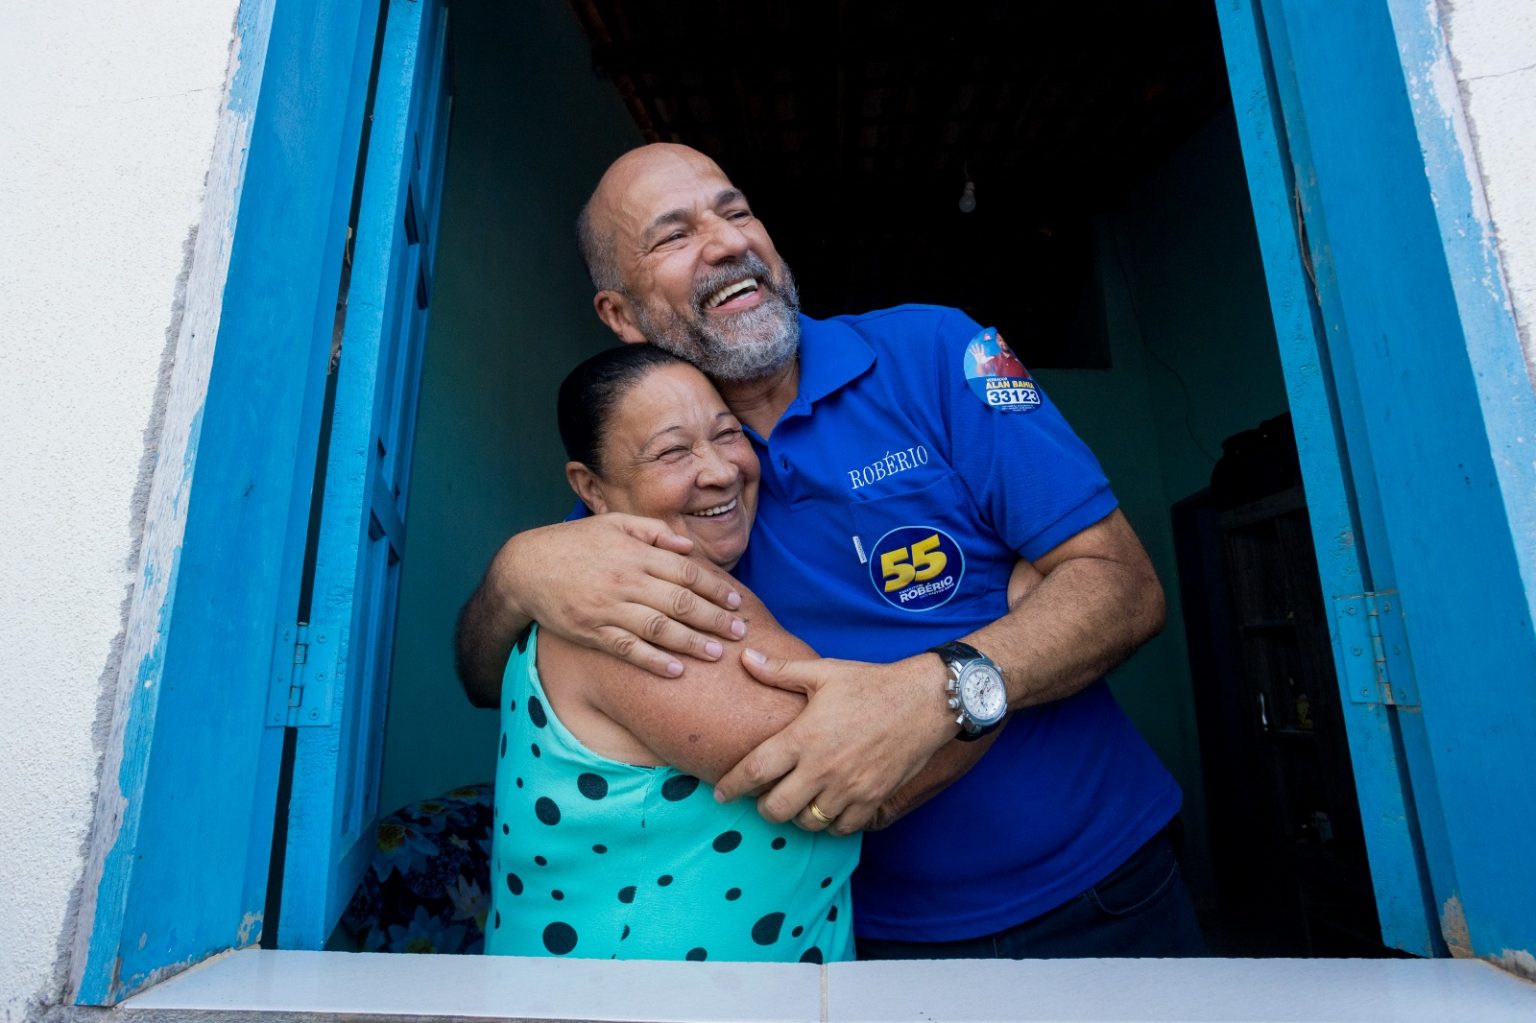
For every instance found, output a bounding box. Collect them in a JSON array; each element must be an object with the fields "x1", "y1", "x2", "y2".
[{"x1": 958, "y1": 178, "x2": 977, "y2": 214}]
